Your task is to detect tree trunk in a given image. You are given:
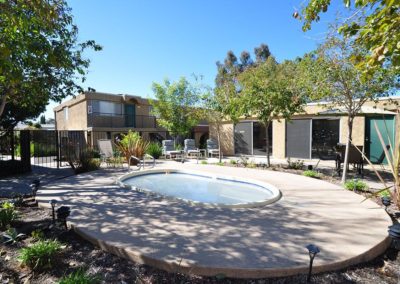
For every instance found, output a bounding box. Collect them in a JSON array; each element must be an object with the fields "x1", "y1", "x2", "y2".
[
  {"x1": 341, "y1": 115, "x2": 354, "y2": 183},
  {"x1": 265, "y1": 120, "x2": 271, "y2": 167},
  {"x1": 0, "y1": 94, "x2": 6, "y2": 119}
]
